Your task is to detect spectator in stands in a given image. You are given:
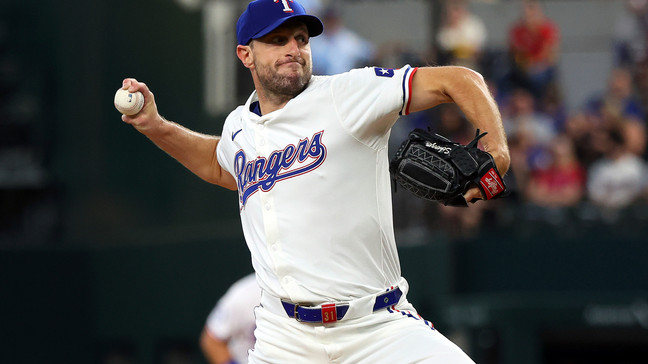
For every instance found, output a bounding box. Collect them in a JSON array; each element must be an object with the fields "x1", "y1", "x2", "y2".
[
  {"x1": 563, "y1": 112, "x2": 602, "y2": 168},
  {"x1": 539, "y1": 82, "x2": 568, "y2": 131},
  {"x1": 310, "y1": 7, "x2": 375, "y2": 75},
  {"x1": 498, "y1": 87, "x2": 559, "y2": 207},
  {"x1": 633, "y1": 57, "x2": 648, "y2": 122},
  {"x1": 434, "y1": 104, "x2": 476, "y2": 144},
  {"x1": 525, "y1": 134, "x2": 586, "y2": 207},
  {"x1": 502, "y1": 88, "x2": 557, "y2": 169},
  {"x1": 505, "y1": 0, "x2": 560, "y2": 101},
  {"x1": 613, "y1": 0, "x2": 648, "y2": 68},
  {"x1": 436, "y1": 0, "x2": 487, "y2": 71},
  {"x1": 613, "y1": 1, "x2": 648, "y2": 135},
  {"x1": 584, "y1": 67, "x2": 644, "y2": 125},
  {"x1": 587, "y1": 128, "x2": 648, "y2": 209},
  {"x1": 506, "y1": 130, "x2": 531, "y2": 202},
  {"x1": 623, "y1": 115, "x2": 647, "y2": 158},
  {"x1": 584, "y1": 67, "x2": 646, "y2": 158}
]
